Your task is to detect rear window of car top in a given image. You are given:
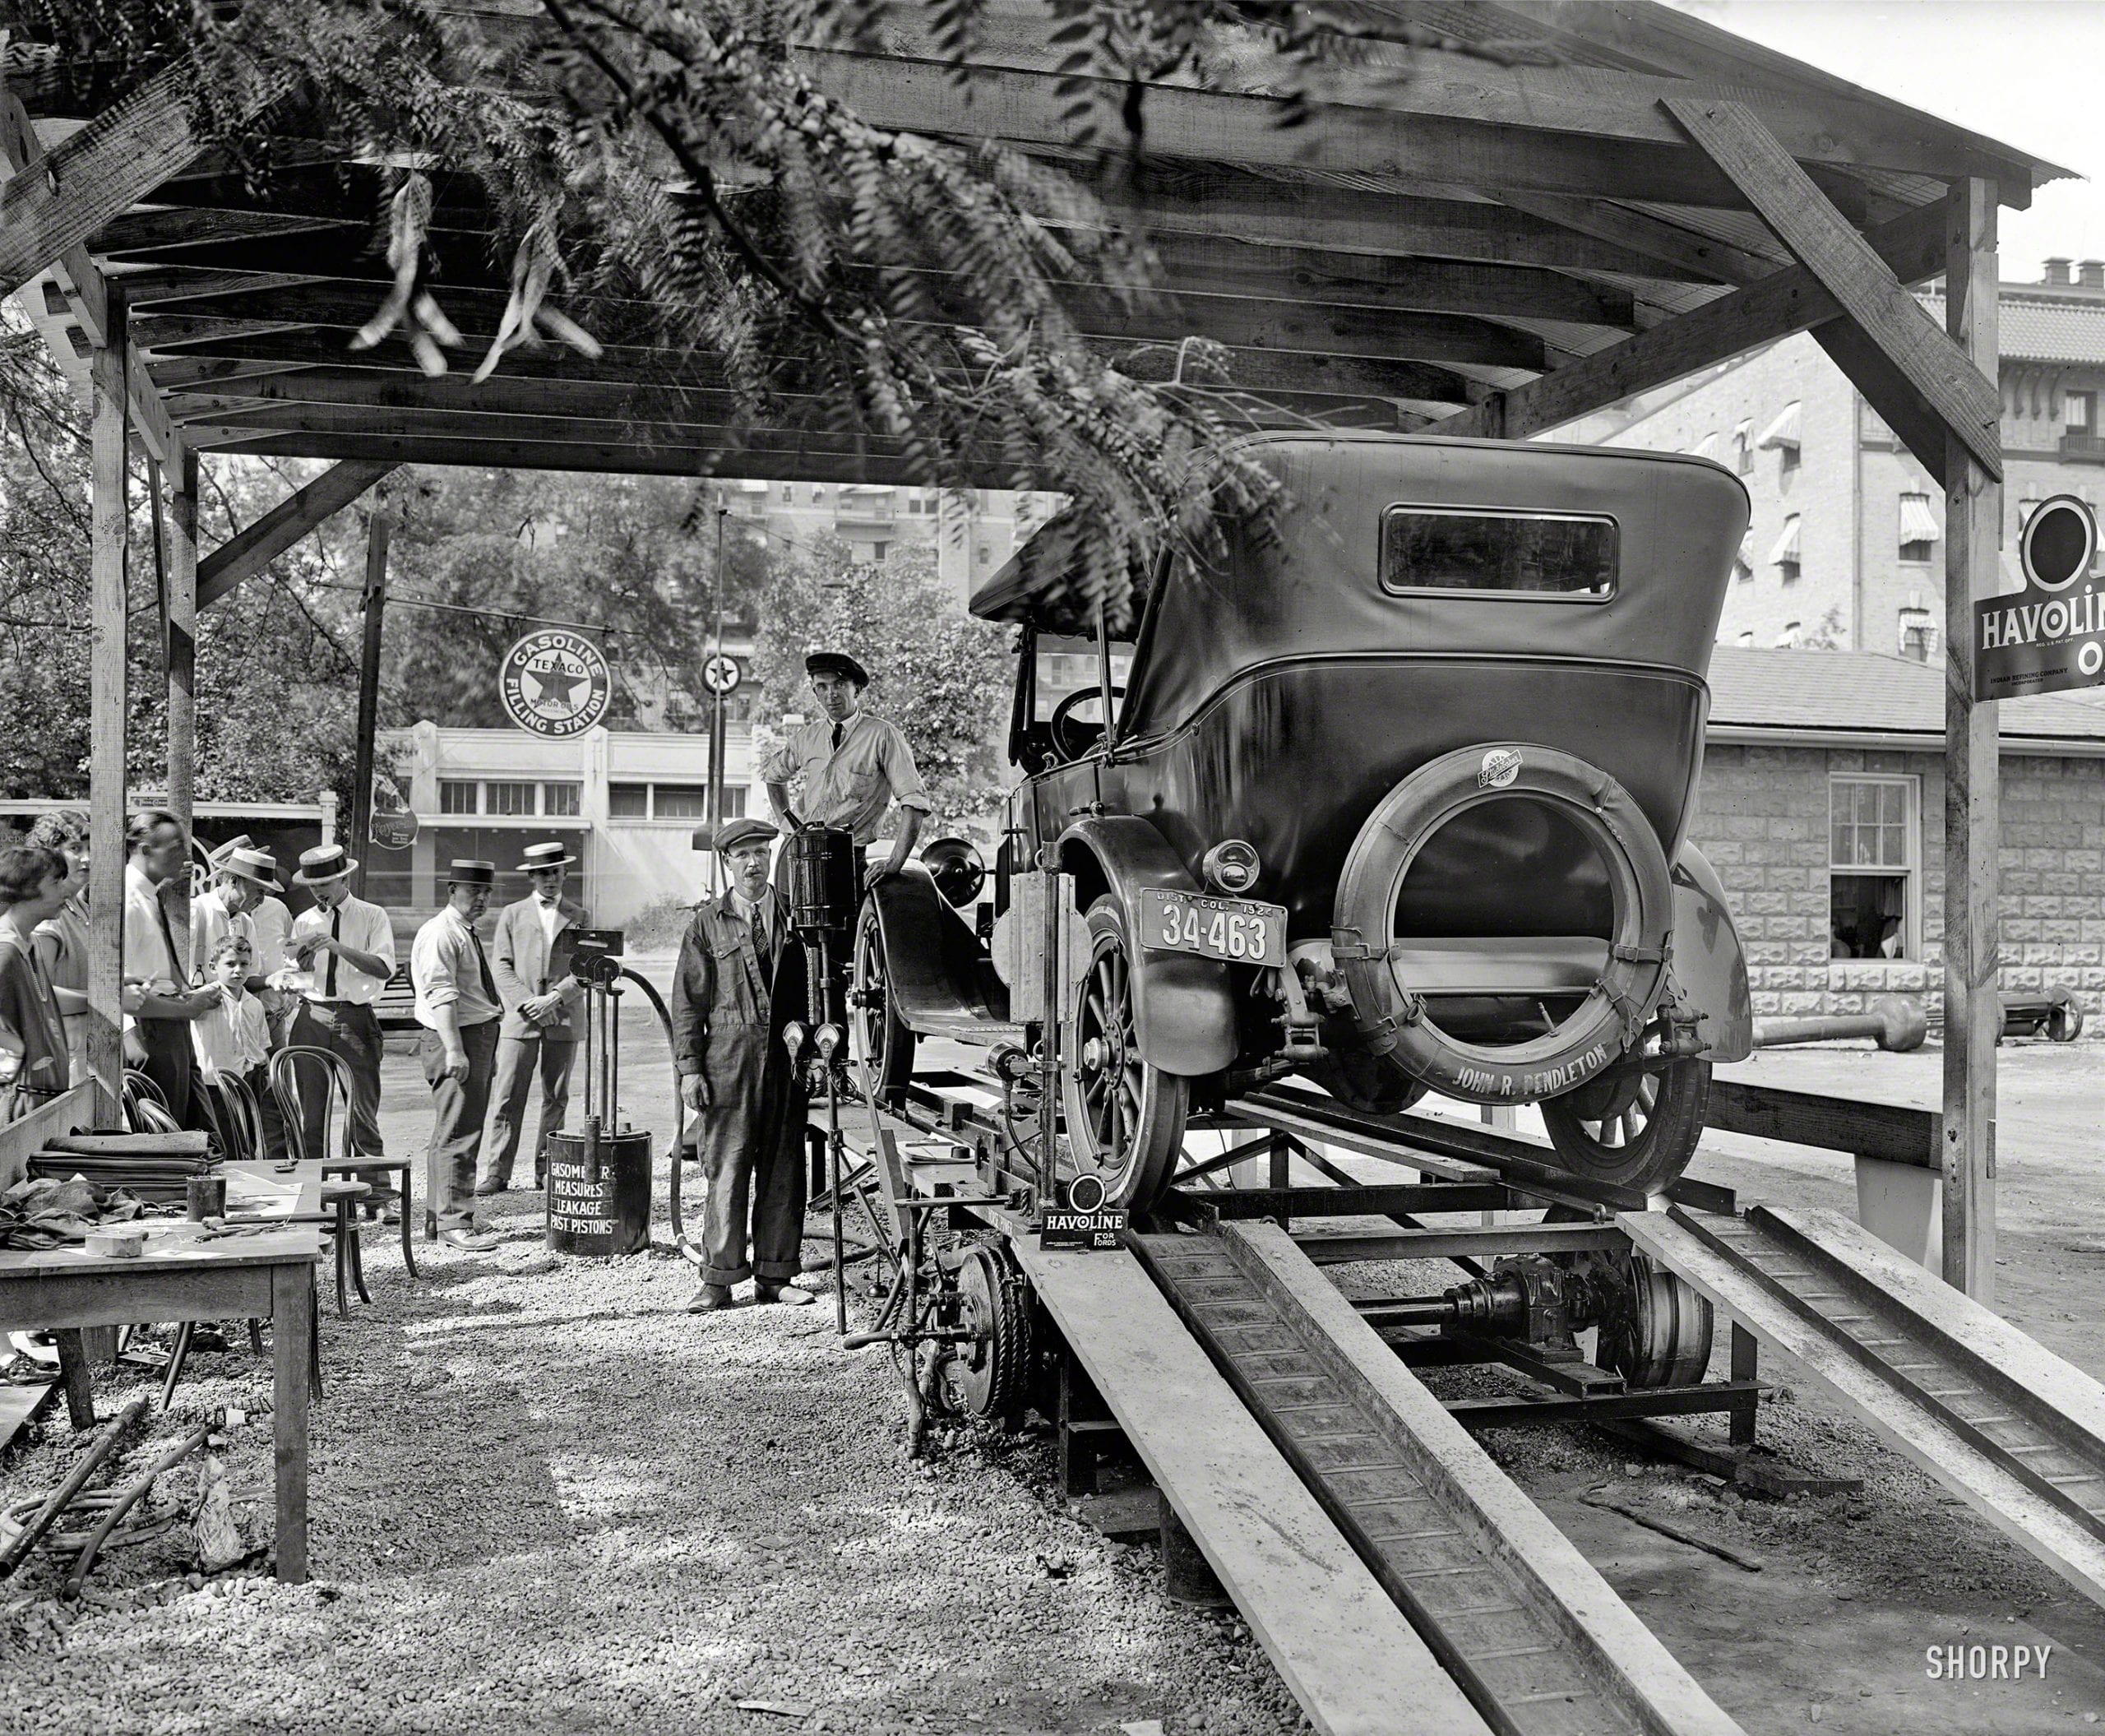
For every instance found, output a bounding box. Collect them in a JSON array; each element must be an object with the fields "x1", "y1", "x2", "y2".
[{"x1": 1380, "y1": 506, "x2": 1618, "y2": 599}]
